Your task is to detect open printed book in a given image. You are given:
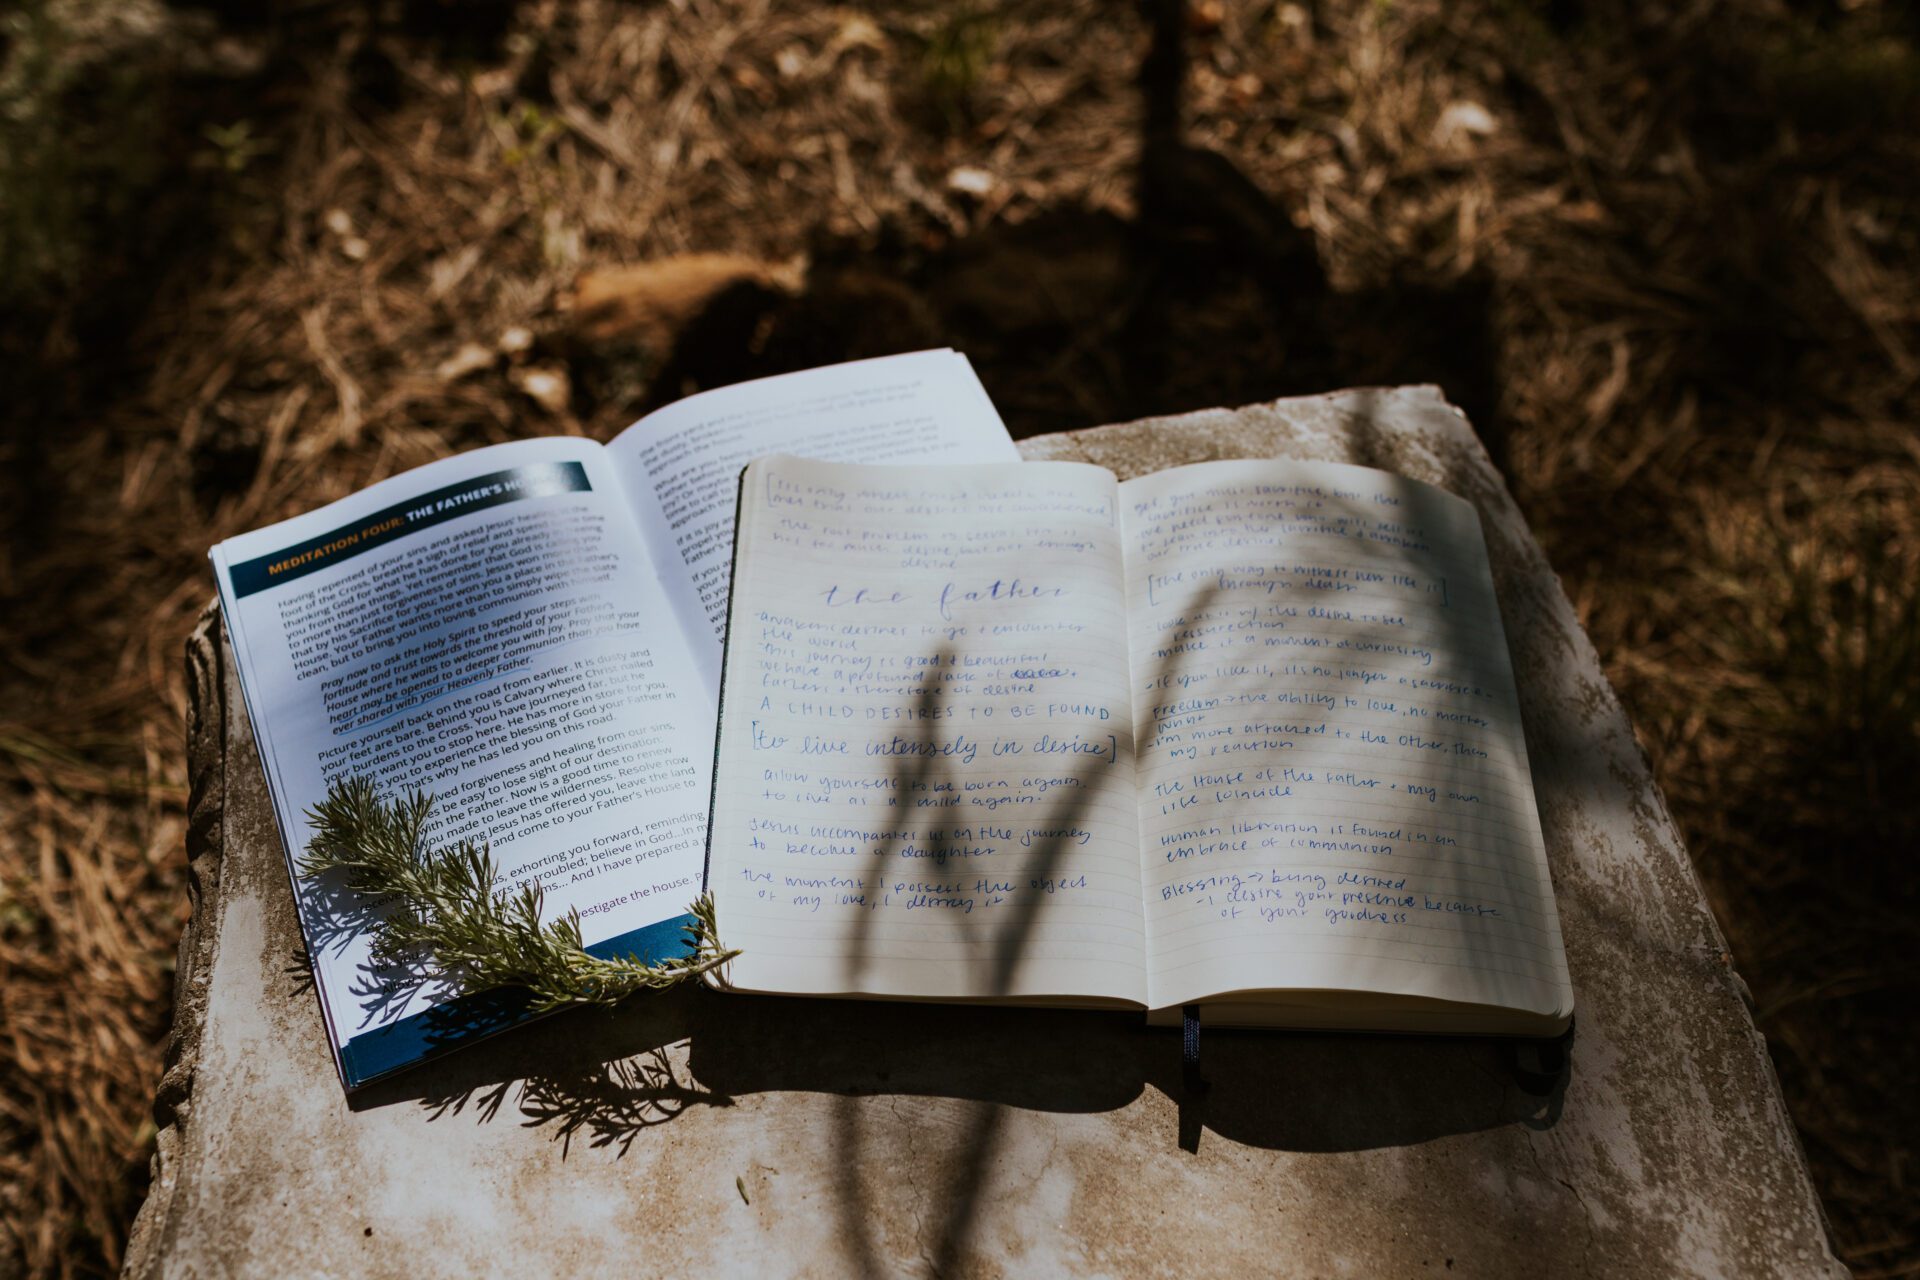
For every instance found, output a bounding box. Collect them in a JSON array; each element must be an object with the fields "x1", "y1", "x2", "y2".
[
  {"x1": 708, "y1": 455, "x2": 1574, "y2": 1035},
  {"x1": 210, "y1": 352, "x2": 1018, "y2": 1089}
]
